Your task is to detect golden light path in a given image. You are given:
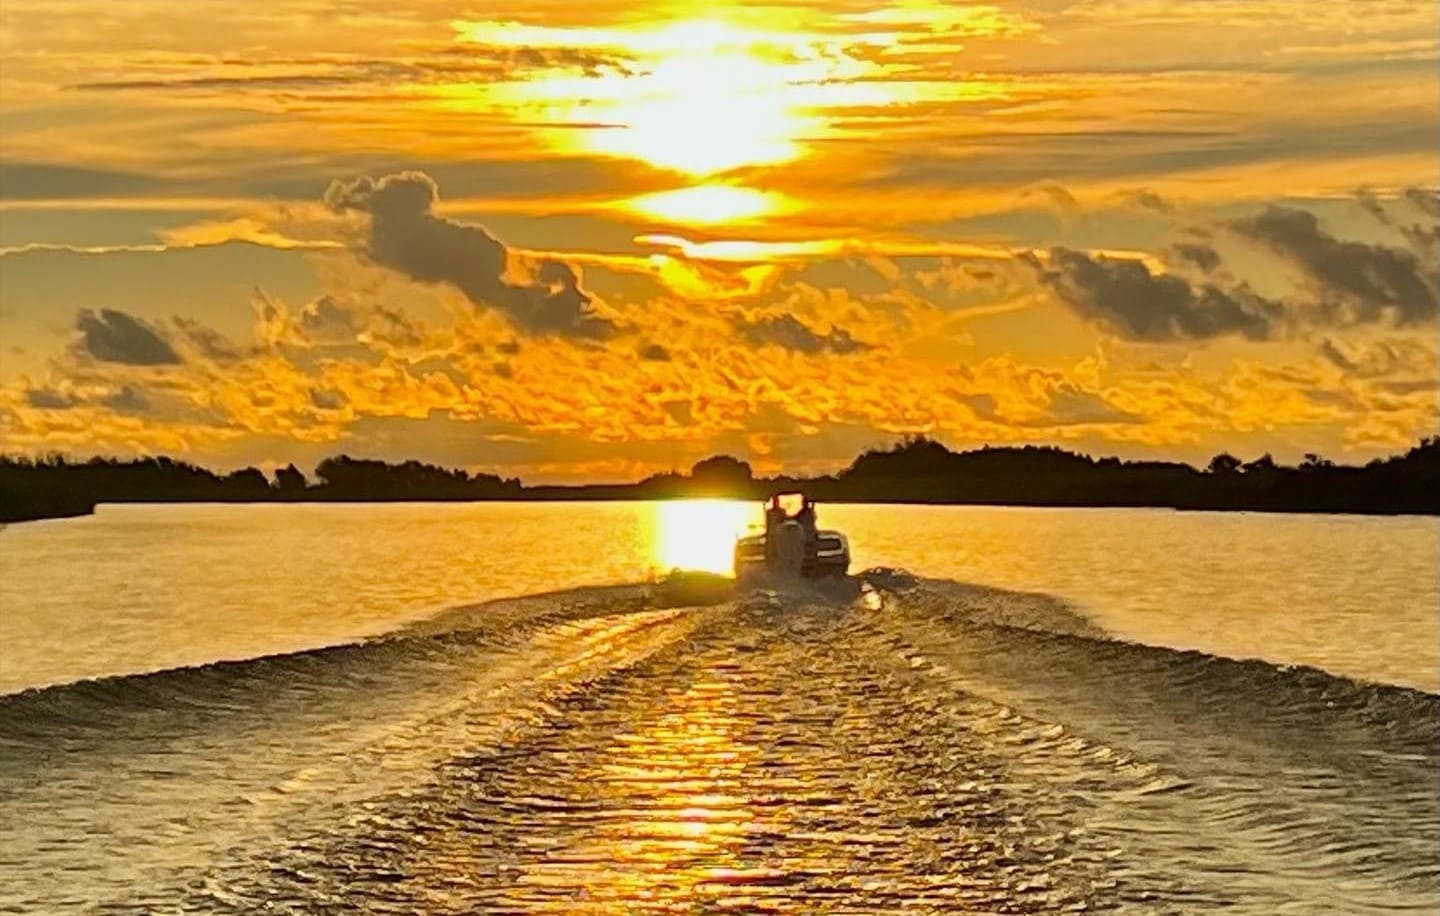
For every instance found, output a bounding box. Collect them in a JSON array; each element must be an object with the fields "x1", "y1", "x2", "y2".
[
  {"x1": 518, "y1": 673, "x2": 762, "y2": 908},
  {"x1": 650, "y1": 500, "x2": 756, "y2": 576}
]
